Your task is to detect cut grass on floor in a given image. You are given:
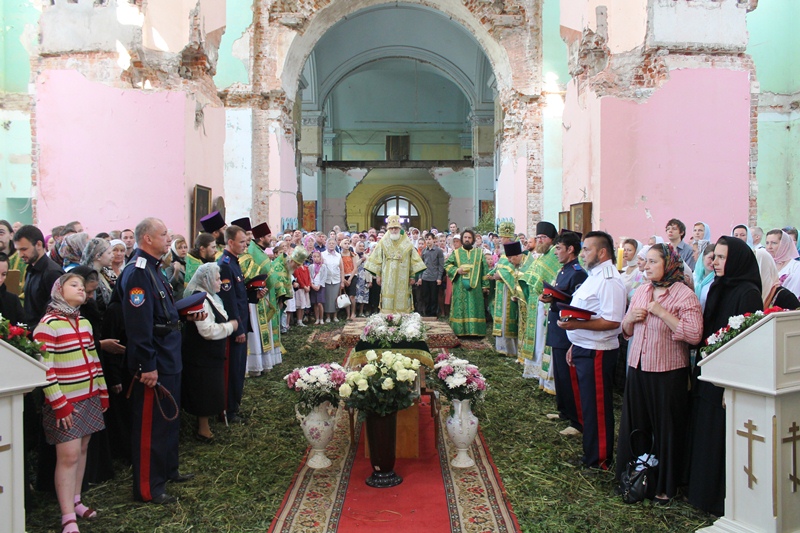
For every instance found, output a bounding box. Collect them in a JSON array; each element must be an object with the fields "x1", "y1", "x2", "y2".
[{"x1": 25, "y1": 320, "x2": 714, "y2": 532}]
